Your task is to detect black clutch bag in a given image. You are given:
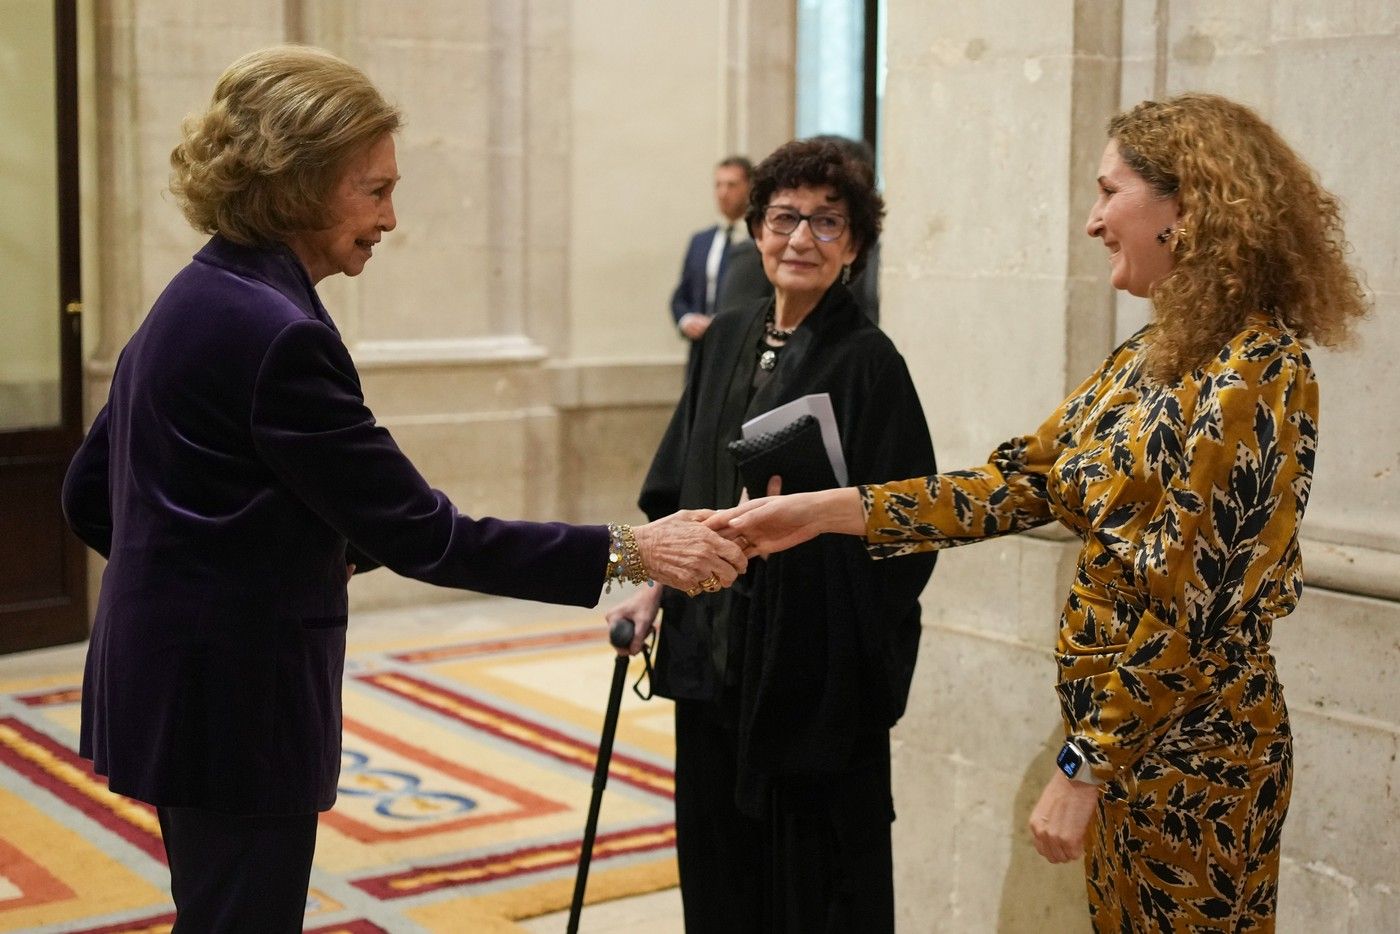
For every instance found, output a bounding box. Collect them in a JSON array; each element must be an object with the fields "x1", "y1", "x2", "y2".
[{"x1": 726, "y1": 413, "x2": 839, "y2": 495}]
